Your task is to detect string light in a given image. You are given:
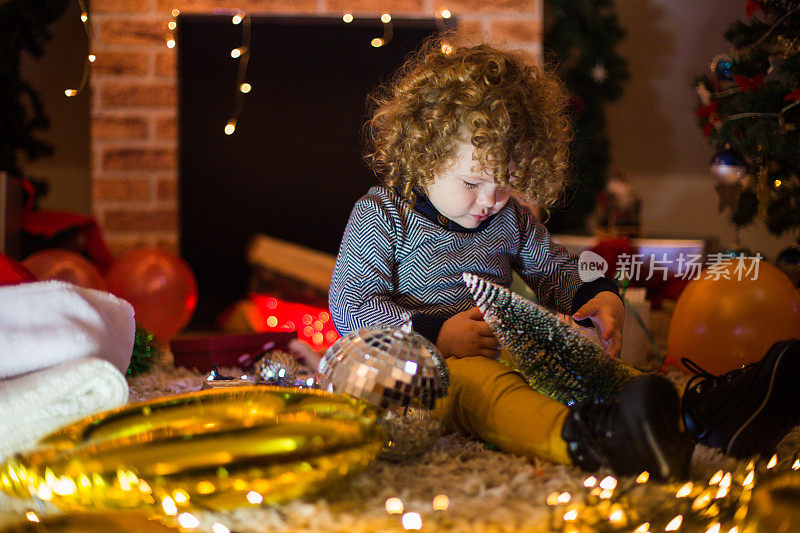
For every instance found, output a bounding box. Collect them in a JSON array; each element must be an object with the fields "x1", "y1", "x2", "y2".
[
  {"x1": 636, "y1": 471, "x2": 650, "y2": 483},
  {"x1": 65, "y1": 0, "x2": 92, "y2": 98},
  {"x1": 166, "y1": 38, "x2": 176, "y2": 48},
  {"x1": 385, "y1": 497, "x2": 404, "y2": 514},
  {"x1": 676, "y1": 482, "x2": 693, "y2": 498},
  {"x1": 177, "y1": 513, "x2": 200, "y2": 529},
  {"x1": 432, "y1": 494, "x2": 449, "y2": 511},
  {"x1": 767, "y1": 454, "x2": 778, "y2": 469},
  {"x1": 665, "y1": 515, "x2": 683, "y2": 531},
  {"x1": 246, "y1": 490, "x2": 263, "y2": 504},
  {"x1": 583, "y1": 475, "x2": 597, "y2": 487},
  {"x1": 381, "y1": 13, "x2": 392, "y2": 23},
  {"x1": 371, "y1": 38, "x2": 385, "y2": 48},
  {"x1": 774, "y1": 179, "x2": 782, "y2": 187},
  {"x1": 401, "y1": 512, "x2": 422, "y2": 530},
  {"x1": 343, "y1": 13, "x2": 353, "y2": 23},
  {"x1": 441, "y1": 9, "x2": 452, "y2": 18},
  {"x1": 212, "y1": 524, "x2": 230, "y2": 533},
  {"x1": 225, "y1": 11, "x2": 251, "y2": 135},
  {"x1": 172, "y1": 8, "x2": 180, "y2": 17},
  {"x1": 441, "y1": 43, "x2": 453, "y2": 54},
  {"x1": 168, "y1": 21, "x2": 177, "y2": 30},
  {"x1": 634, "y1": 523, "x2": 650, "y2": 533},
  {"x1": 25, "y1": 512, "x2": 39, "y2": 523}
]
